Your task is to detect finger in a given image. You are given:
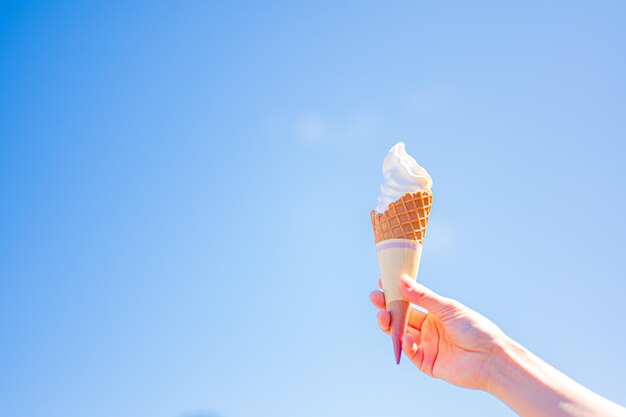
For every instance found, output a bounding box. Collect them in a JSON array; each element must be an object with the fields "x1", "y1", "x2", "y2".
[
  {"x1": 408, "y1": 309, "x2": 428, "y2": 330},
  {"x1": 402, "y1": 333, "x2": 419, "y2": 359},
  {"x1": 370, "y1": 290, "x2": 428, "y2": 330},
  {"x1": 377, "y1": 310, "x2": 390, "y2": 332},
  {"x1": 378, "y1": 278, "x2": 383, "y2": 289},
  {"x1": 369, "y1": 290, "x2": 386, "y2": 310},
  {"x1": 400, "y1": 275, "x2": 458, "y2": 317},
  {"x1": 377, "y1": 310, "x2": 422, "y2": 339}
]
